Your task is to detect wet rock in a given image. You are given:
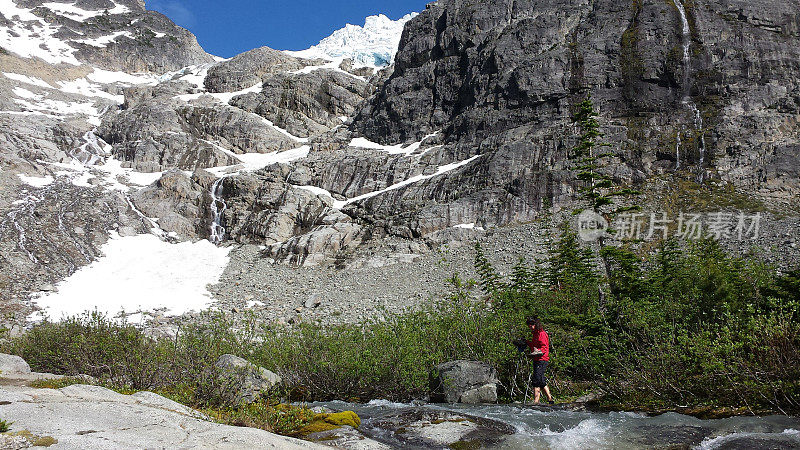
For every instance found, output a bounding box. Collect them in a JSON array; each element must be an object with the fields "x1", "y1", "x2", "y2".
[
  {"x1": 360, "y1": 407, "x2": 514, "y2": 448},
  {"x1": 304, "y1": 425, "x2": 391, "y2": 449},
  {"x1": 630, "y1": 425, "x2": 711, "y2": 448},
  {"x1": 430, "y1": 360, "x2": 499, "y2": 404}
]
